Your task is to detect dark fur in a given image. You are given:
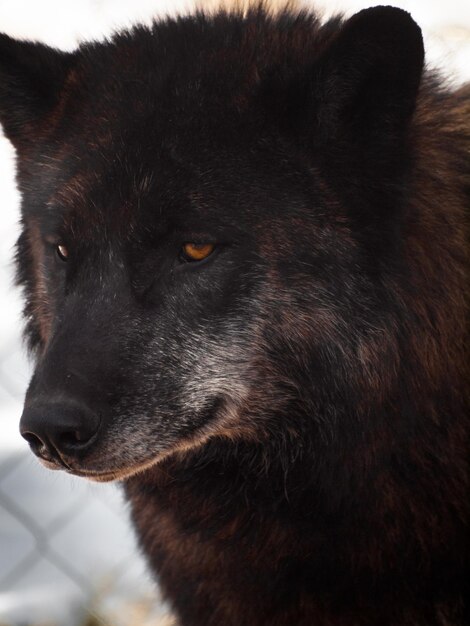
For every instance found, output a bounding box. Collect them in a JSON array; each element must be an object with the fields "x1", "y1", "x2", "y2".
[{"x1": 1, "y1": 4, "x2": 469, "y2": 625}]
